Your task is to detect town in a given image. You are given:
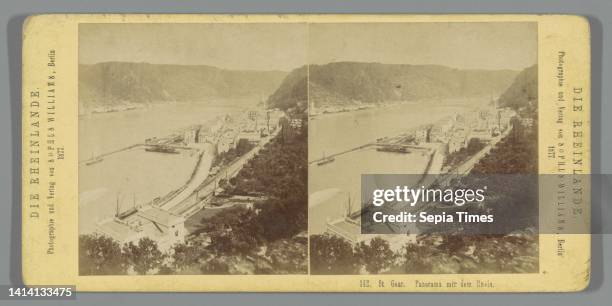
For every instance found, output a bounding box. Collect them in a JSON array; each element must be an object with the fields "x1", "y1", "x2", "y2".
[
  {"x1": 93, "y1": 106, "x2": 289, "y2": 251},
  {"x1": 320, "y1": 101, "x2": 522, "y2": 245}
]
